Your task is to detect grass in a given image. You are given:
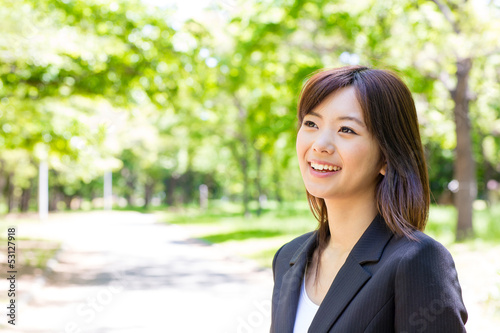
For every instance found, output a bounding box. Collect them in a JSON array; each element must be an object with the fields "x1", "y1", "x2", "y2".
[
  {"x1": 425, "y1": 203, "x2": 500, "y2": 246},
  {"x1": 2, "y1": 201, "x2": 499, "y2": 272},
  {"x1": 20, "y1": 240, "x2": 60, "y2": 269},
  {"x1": 153, "y1": 200, "x2": 317, "y2": 267},
  {"x1": 248, "y1": 247, "x2": 283, "y2": 268},
  {"x1": 202, "y1": 229, "x2": 283, "y2": 243},
  {"x1": 0, "y1": 237, "x2": 61, "y2": 277},
  {"x1": 157, "y1": 201, "x2": 500, "y2": 268}
]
